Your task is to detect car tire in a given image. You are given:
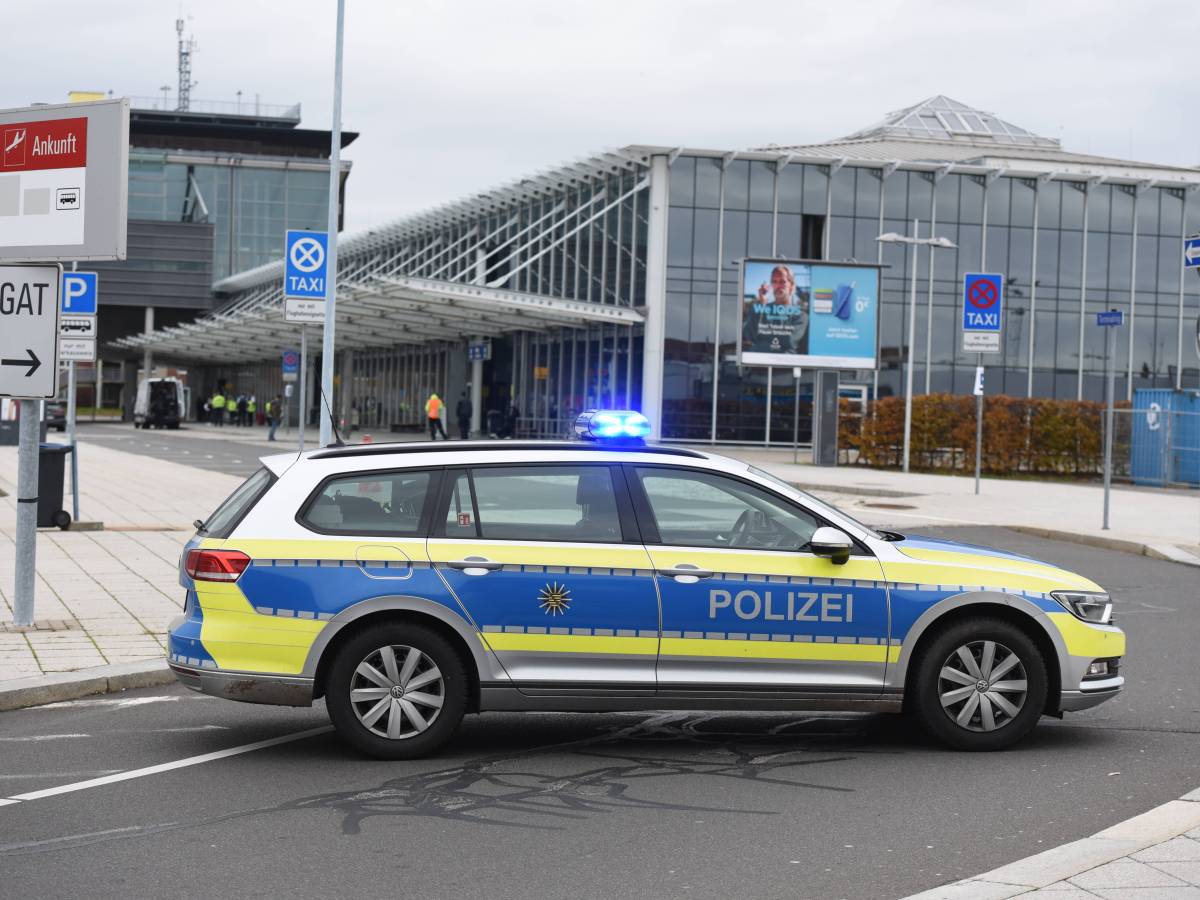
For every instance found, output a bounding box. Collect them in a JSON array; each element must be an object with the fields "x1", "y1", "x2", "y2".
[
  {"x1": 911, "y1": 617, "x2": 1047, "y2": 751},
  {"x1": 325, "y1": 622, "x2": 467, "y2": 759}
]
